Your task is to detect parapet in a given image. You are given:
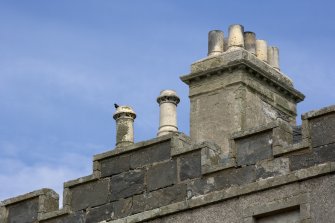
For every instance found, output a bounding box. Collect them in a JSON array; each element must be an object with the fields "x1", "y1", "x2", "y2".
[{"x1": 1, "y1": 105, "x2": 335, "y2": 222}]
